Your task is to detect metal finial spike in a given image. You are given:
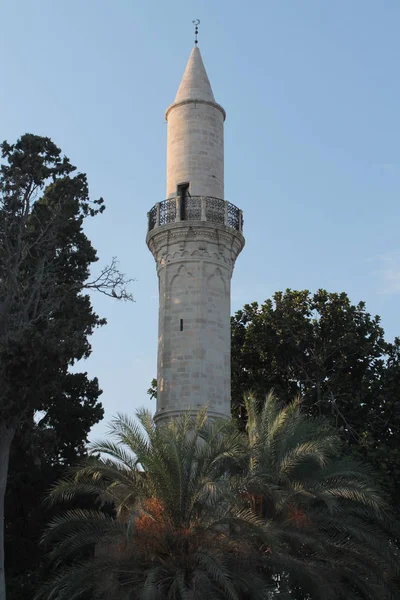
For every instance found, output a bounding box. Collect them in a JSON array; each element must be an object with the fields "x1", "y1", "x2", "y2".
[{"x1": 192, "y1": 19, "x2": 200, "y2": 45}]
